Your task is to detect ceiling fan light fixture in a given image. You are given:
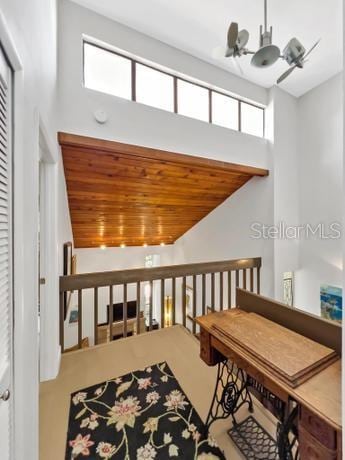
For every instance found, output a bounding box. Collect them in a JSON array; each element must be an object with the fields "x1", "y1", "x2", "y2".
[
  {"x1": 217, "y1": 0, "x2": 320, "y2": 84},
  {"x1": 251, "y1": 44, "x2": 280, "y2": 68}
]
